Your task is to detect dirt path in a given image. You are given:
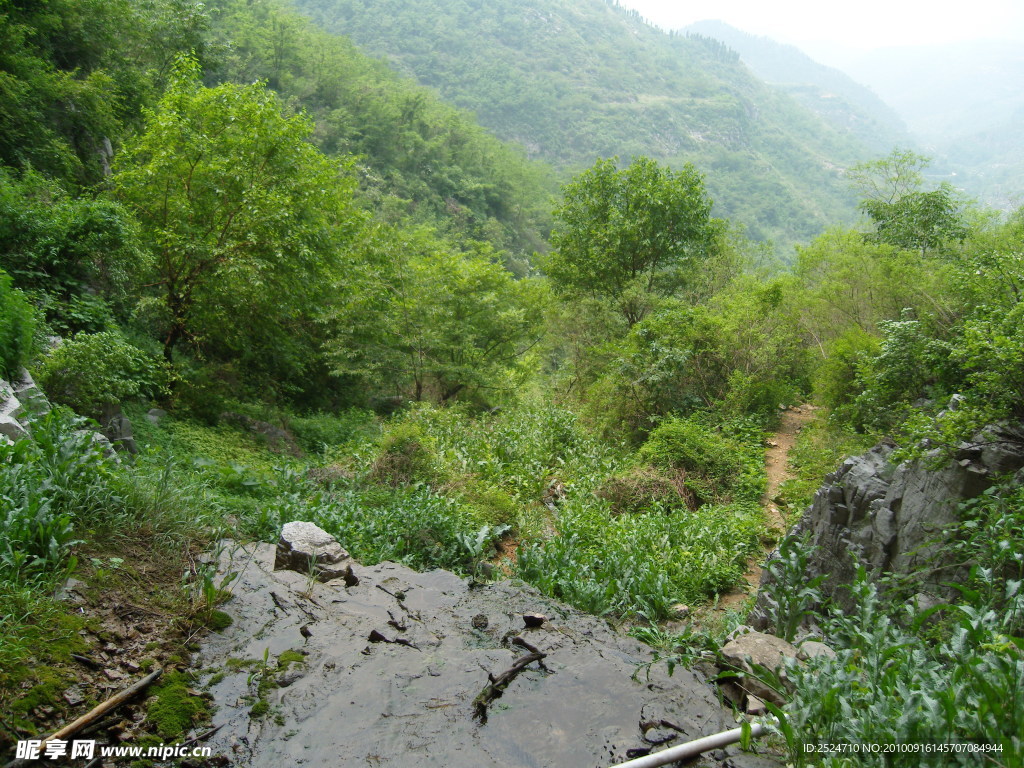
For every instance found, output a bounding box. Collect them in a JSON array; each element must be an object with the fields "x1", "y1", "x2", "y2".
[{"x1": 714, "y1": 404, "x2": 816, "y2": 611}]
